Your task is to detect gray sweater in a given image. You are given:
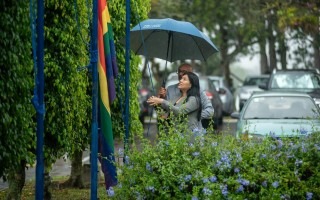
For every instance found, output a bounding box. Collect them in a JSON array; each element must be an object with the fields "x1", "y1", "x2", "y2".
[
  {"x1": 166, "y1": 83, "x2": 214, "y2": 119},
  {"x1": 161, "y1": 96, "x2": 200, "y2": 131}
]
